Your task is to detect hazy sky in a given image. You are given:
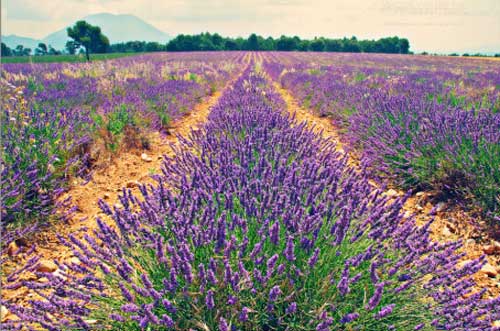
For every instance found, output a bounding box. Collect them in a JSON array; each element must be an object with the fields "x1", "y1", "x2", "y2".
[{"x1": 2, "y1": 0, "x2": 500, "y2": 53}]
